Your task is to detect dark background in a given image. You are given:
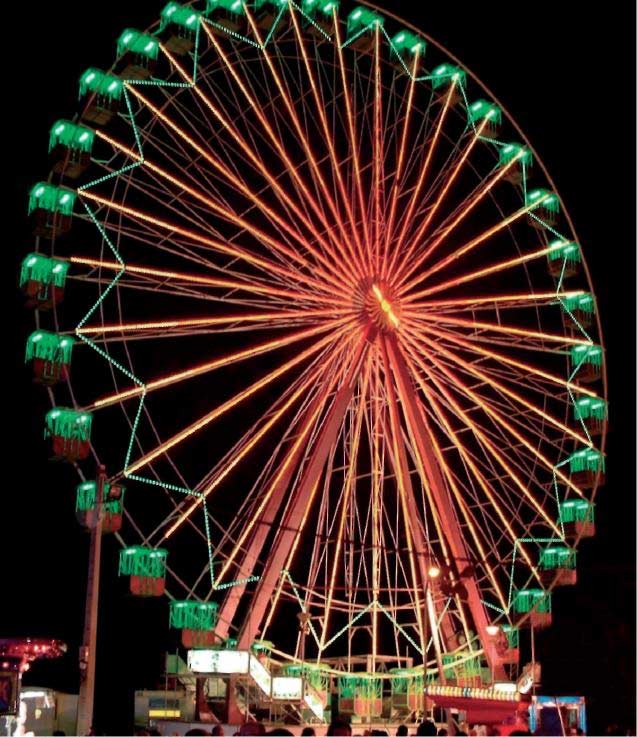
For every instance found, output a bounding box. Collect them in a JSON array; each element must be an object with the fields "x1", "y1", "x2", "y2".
[{"x1": 3, "y1": 2, "x2": 635, "y2": 735}]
